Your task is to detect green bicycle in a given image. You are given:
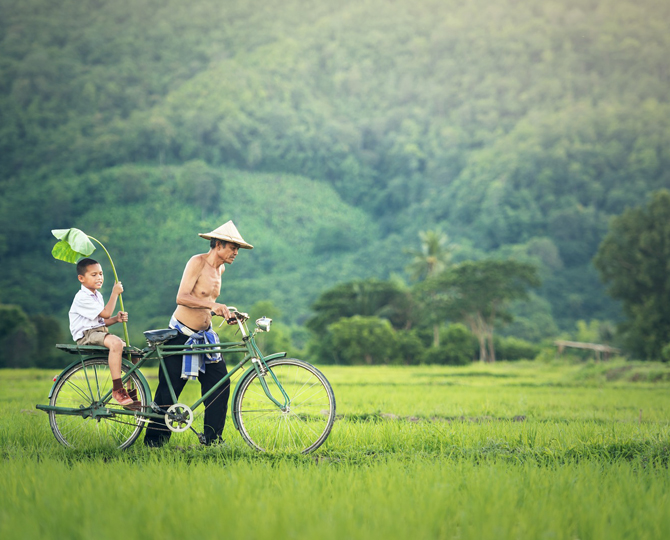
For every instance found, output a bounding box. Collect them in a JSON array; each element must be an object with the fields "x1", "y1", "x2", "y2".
[{"x1": 36, "y1": 310, "x2": 336, "y2": 453}]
